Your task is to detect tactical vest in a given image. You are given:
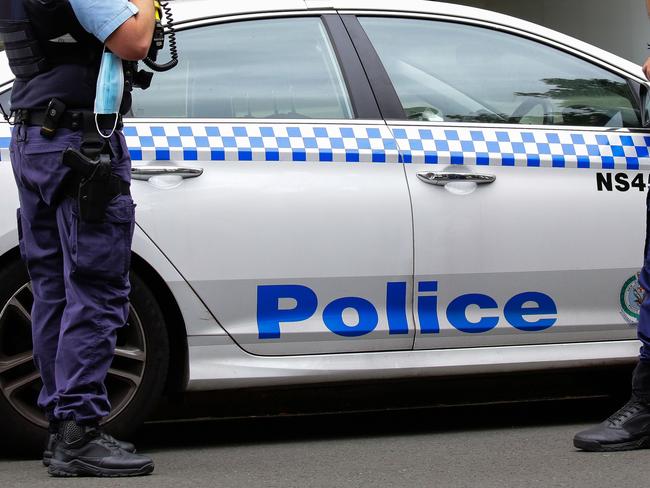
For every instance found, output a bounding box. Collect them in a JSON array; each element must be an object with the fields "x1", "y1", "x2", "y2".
[{"x1": 0, "y1": 0, "x2": 108, "y2": 111}]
